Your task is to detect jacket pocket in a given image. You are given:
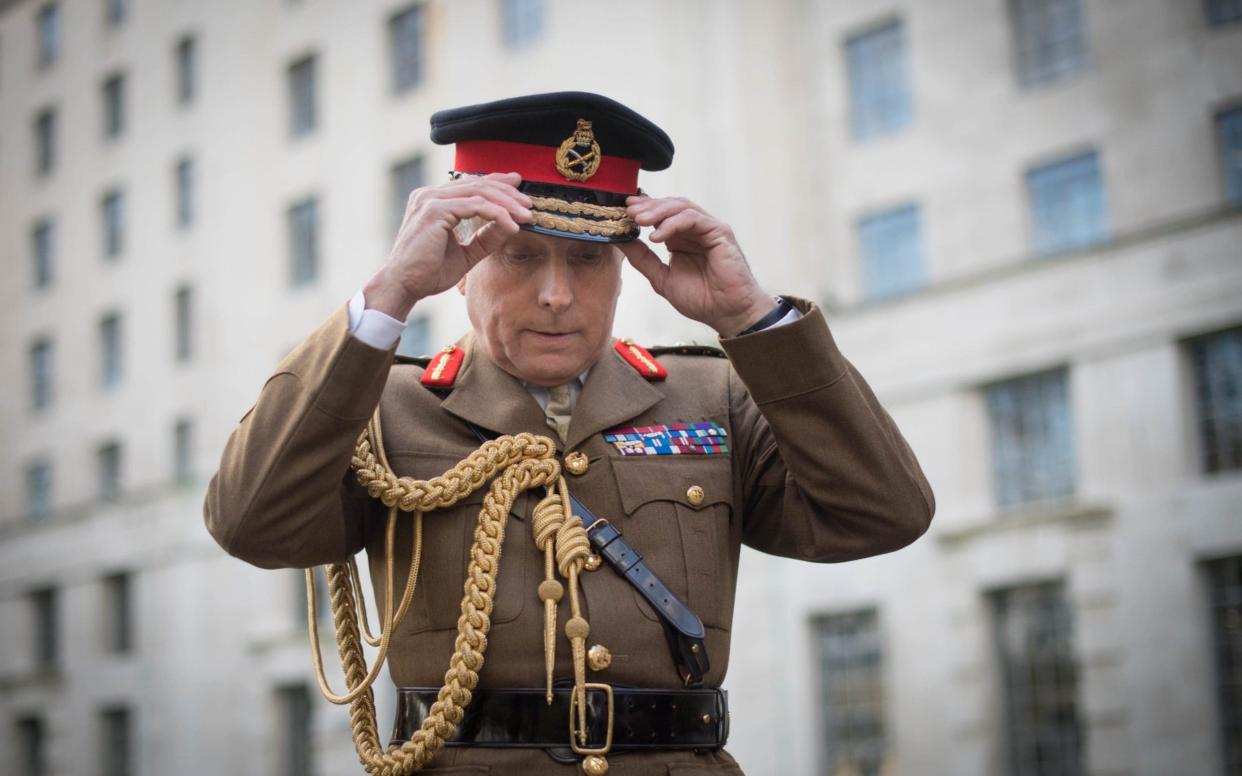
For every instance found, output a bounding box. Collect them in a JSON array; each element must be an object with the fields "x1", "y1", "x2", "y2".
[
  {"x1": 382, "y1": 452, "x2": 531, "y2": 633},
  {"x1": 610, "y1": 456, "x2": 735, "y2": 630}
]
